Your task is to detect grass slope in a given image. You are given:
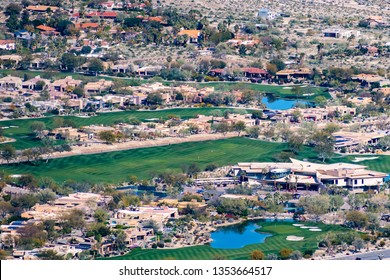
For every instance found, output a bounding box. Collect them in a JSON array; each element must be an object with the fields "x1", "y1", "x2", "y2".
[
  {"x1": 104, "y1": 220, "x2": 347, "y2": 260},
  {"x1": 189, "y1": 82, "x2": 330, "y2": 100},
  {"x1": 0, "y1": 108, "x2": 247, "y2": 150},
  {"x1": 329, "y1": 155, "x2": 390, "y2": 174},
  {"x1": 0, "y1": 138, "x2": 317, "y2": 184}
]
